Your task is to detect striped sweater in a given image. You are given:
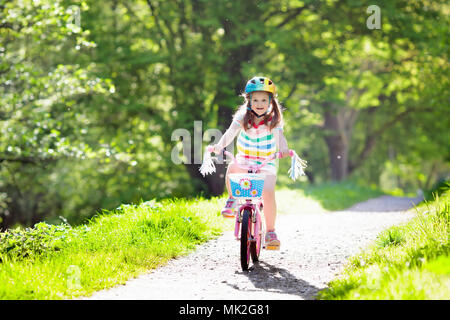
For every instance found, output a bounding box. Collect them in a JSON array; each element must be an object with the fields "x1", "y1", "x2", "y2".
[{"x1": 233, "y1": 114, "x2": 283, "y2": 175}]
